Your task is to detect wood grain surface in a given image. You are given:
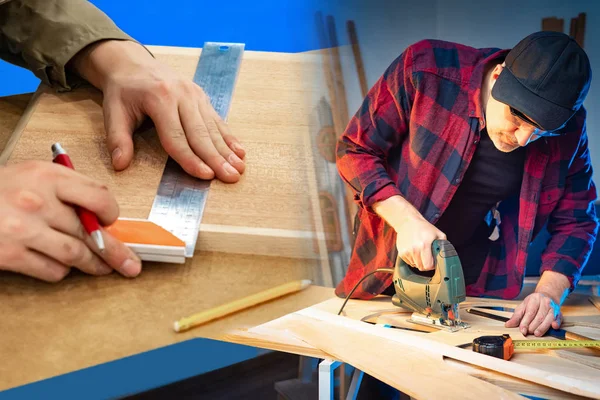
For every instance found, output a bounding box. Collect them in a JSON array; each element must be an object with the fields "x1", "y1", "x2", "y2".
[
  {"x1": 0, "y1": 92, "x2": 35, "y2": 157},
  {"x1": 0, "y1": 255, "x2": 334, "y2": 391},
  {"x1": 0, "y1": 46, "x2": 331, "y2": 272},
  {"x1": 284, "y1": 318, "x2": 525, "y2": 400},
  {"x1": 0, "y1": 46, "x2": 337, "y2": 391}
]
